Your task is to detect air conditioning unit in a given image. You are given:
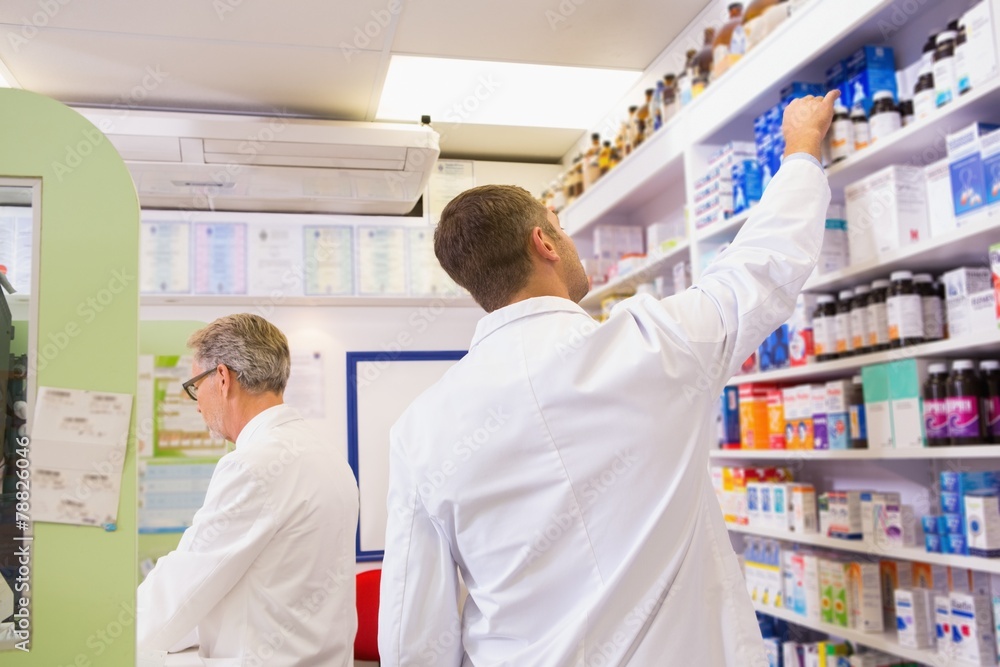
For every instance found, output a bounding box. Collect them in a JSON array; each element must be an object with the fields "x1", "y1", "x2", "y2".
[{"x1": 73, "y1": 108, "x2": 440, "y2": 215}]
